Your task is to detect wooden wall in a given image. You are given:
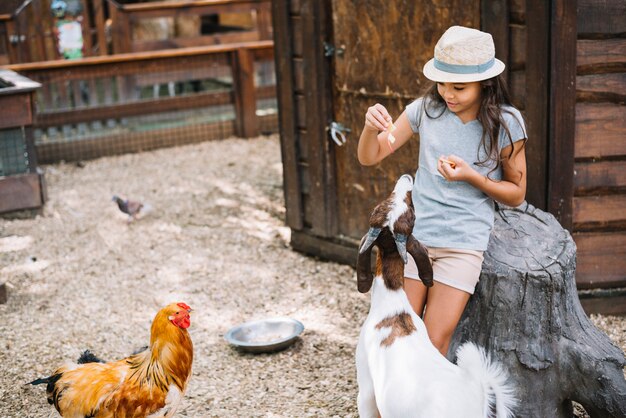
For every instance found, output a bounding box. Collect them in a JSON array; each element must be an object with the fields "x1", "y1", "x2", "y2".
[
  {"x1": 272, "y1": 0, "x2": 337, "y2": 241},
  {"x1": 273, "y1": 0, "x2": 626, "y2": 299},
  {"x1": 572, "y1": 0, "x2": 626, "y2": 289}
]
